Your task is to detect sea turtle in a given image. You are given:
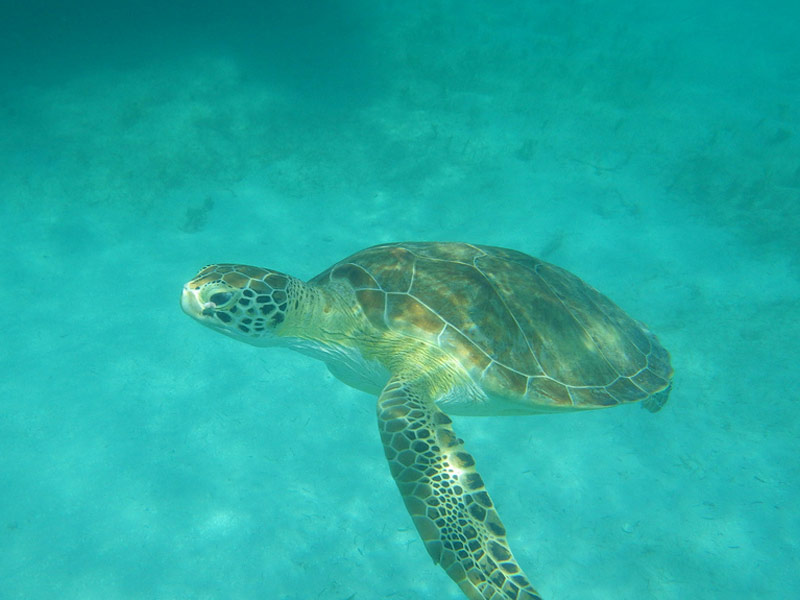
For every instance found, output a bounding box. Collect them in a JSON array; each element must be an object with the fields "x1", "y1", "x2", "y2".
[{"x1": 180, "y1": 242, "x2": 672, "y2": 600}]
